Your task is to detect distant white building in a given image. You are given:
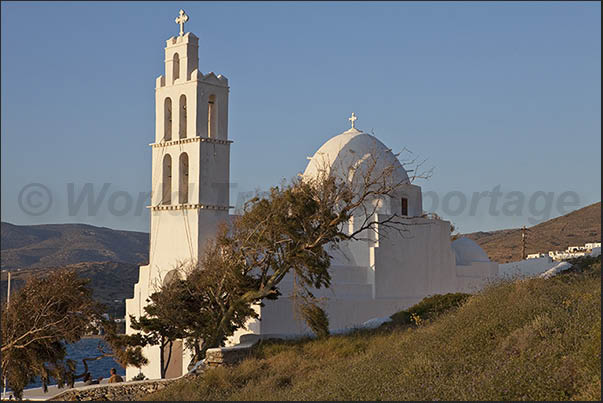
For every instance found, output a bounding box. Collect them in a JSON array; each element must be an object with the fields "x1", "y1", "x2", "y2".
[
  {"x1": 502, "y1": 240, "x2": 601, "y2": 278},
  {"x1": 545, "y1": 242, "x2": 601, "y2": 261}
]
